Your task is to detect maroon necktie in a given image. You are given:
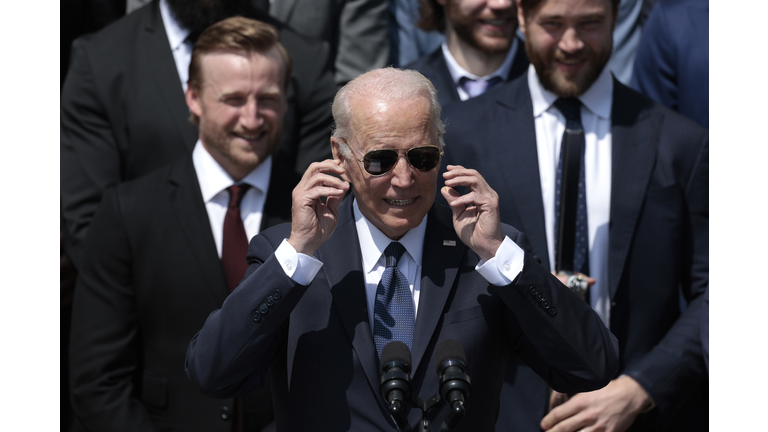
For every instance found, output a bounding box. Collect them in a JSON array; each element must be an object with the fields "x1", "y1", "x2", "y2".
[{"x1": 221, "y1": 184, "x2": 251, "y2": 293}]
